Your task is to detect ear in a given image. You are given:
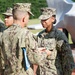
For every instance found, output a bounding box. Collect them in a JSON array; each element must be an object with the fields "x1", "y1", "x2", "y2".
[
  {"x1": 22, "y1": 17, "x2": 26, "y2": 22},
  {"x1": 51, "y1": 16, "x2": 55, "y2": 22}
]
